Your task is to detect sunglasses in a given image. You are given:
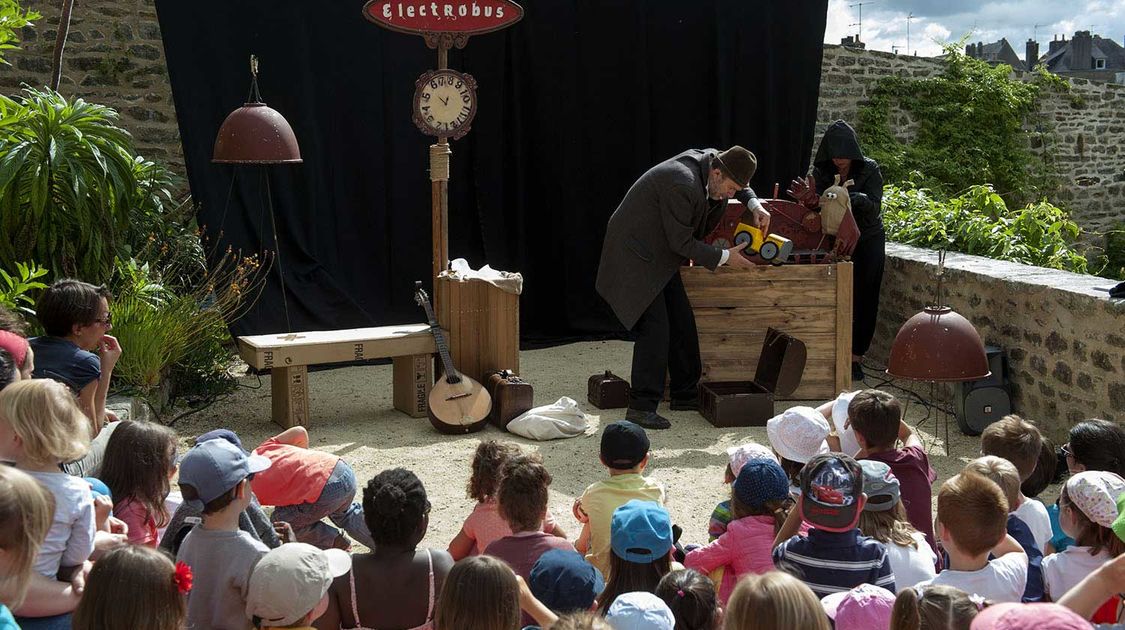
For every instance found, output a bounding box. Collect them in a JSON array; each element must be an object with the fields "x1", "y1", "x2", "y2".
[
  {"x1": 93, "y1": 313, "x2": 112, "y2": 326},
  {"x1": 1061, "y1": 443, "x2": 1073, "y2": 459}
]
